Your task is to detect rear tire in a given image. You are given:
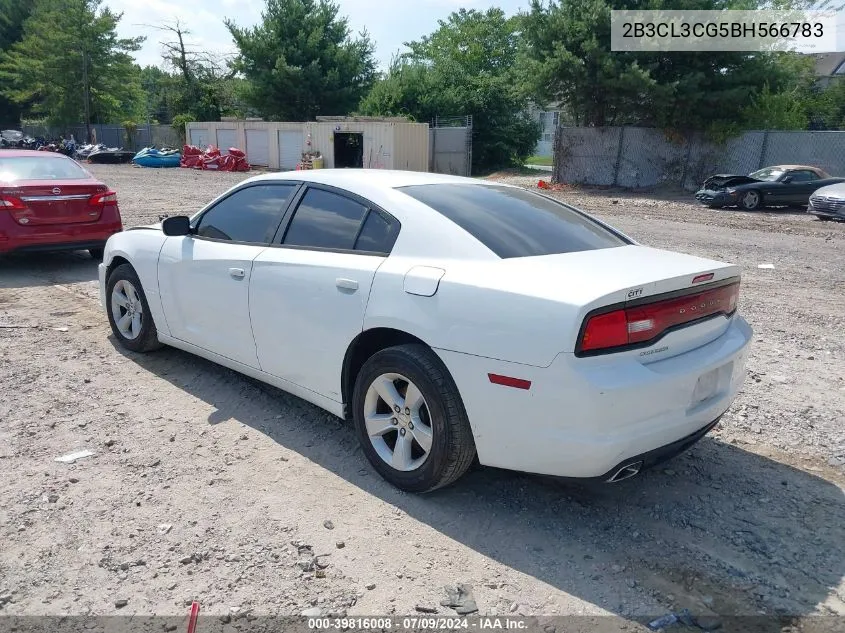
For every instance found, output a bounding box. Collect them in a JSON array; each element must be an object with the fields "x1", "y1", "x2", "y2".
[
  {"x1": 88, "y1": 247, "x2": 104, "y2": 260},
  {"x1": 816, "y1": 215, "x2": 832, "y2": 222},
  {"x1": 106, "y1": 263, "x2": 162, "y2": 353},
  {"x1": 352, "y1": 344, "x2": 476, "y2": 492}
]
